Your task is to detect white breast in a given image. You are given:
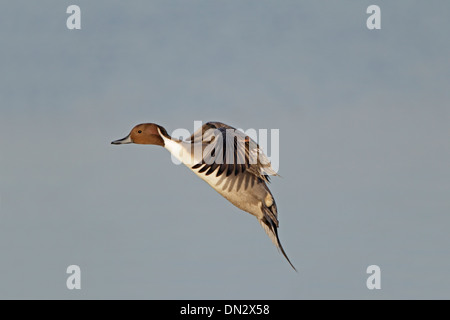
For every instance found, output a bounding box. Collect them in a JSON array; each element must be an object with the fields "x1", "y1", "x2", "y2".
[{"x1": 162, "y1": 136, "x2": 202, "y2": 167}]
